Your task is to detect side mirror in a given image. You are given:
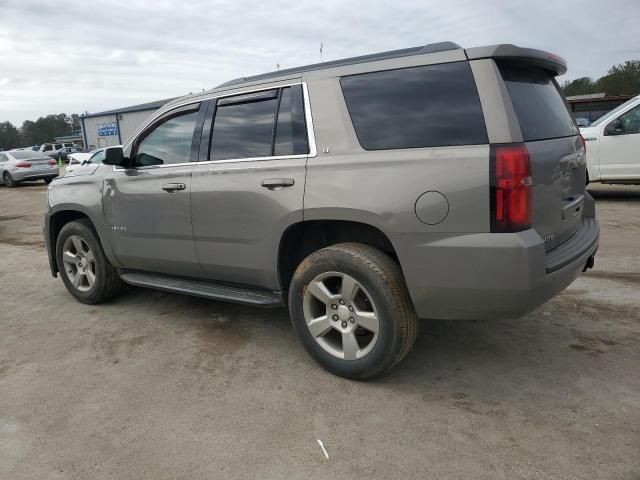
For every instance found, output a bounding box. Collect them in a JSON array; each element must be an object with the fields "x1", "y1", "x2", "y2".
[
  {"x1": 103, "y1": 147, "x2": 125, "y2": 165},
  {"x1": 605, "y1": 118, "x2": 624, "y2": 136}
]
